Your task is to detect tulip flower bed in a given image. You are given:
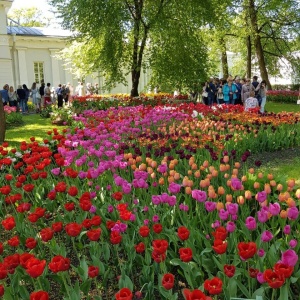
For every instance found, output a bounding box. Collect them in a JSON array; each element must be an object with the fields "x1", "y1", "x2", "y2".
[
  {"x1": 266, "y1": 90, "x2": 299, "y2": 104},
  {"x1": 71, "y1": 93, "x2": 190, "y2": 113},
  {"x1": 1, "y1": 104, "x2": 300, "y2": 300}
]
